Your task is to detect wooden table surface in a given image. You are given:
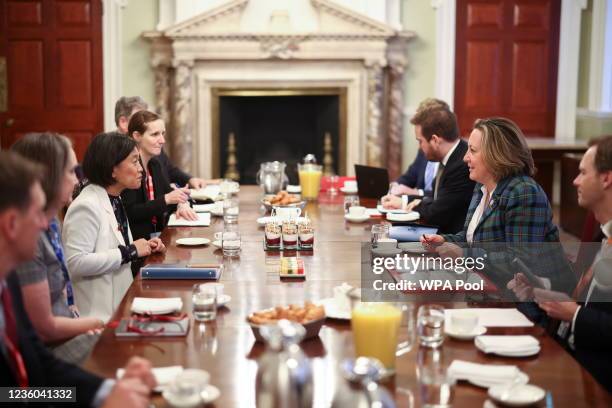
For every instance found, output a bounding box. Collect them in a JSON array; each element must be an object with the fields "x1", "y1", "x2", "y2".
[{"x1": 83, "y1": 186, "x2": 611, "y2": 407}]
